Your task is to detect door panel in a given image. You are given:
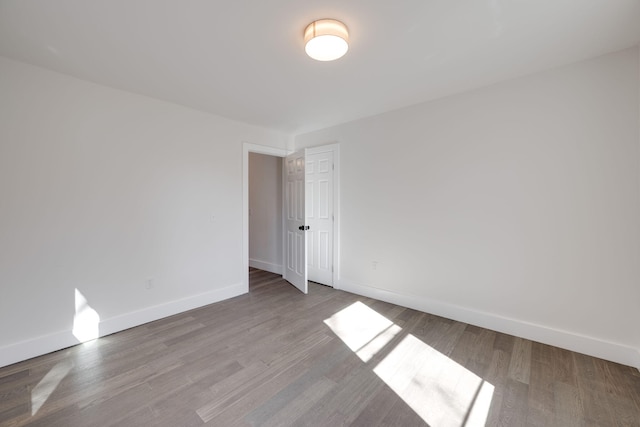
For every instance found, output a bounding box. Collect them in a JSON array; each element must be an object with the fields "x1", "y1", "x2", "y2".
[
  {"x1": 306, "y1": 151, "x2": 333, "y2": 286},
  {"x1": 283, "y1": 151, "x2": 308, "y2": 293}
]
